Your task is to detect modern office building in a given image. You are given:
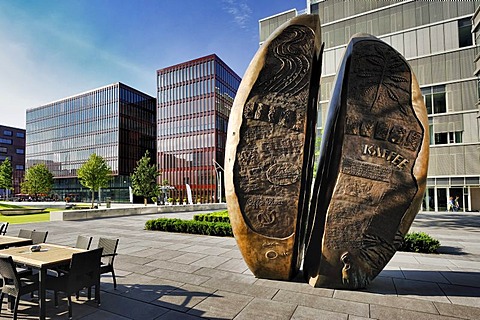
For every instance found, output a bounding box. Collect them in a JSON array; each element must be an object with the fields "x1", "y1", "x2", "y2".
[
  {"x1": 157, "y1": 54, "x2": 241, "y2": 203},
  {"x1": 26, "y1": 83, "x2": 156, "y2": 202},
  {"x1": 260, "y1": 1, "x2": 480, "y2": 212},
  {"x1": 0, "y1": 125, "x2": 26, "y2": 197}
]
